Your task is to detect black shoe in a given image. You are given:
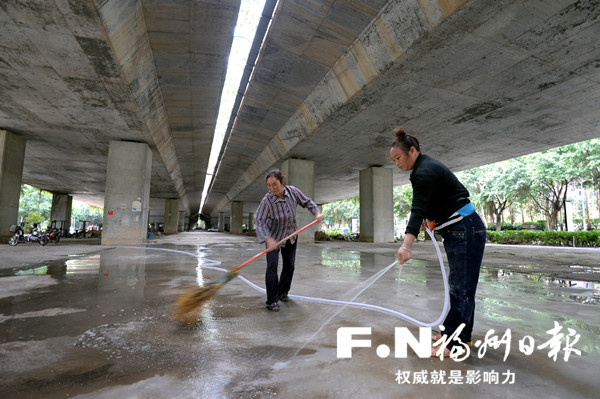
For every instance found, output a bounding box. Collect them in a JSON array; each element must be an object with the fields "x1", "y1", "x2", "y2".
[
  {"x1": 279, "y1": 293, "x2": 290, "y2": 302},
  {"x1": 266, "y1": 302, "x2": 280, "y2": 312}
]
